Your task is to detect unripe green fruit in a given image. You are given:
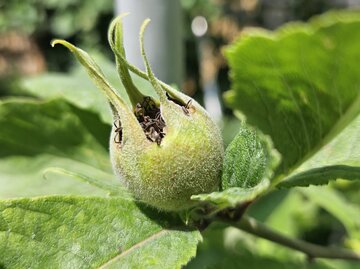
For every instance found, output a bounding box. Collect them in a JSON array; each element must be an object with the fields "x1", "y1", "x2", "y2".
[
  {"x1": 52, "y1": 15, "x2": 224, "y2": 211},
  {"x1": 110, "y1": 92, "x2": 224, "y2": 211}
]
